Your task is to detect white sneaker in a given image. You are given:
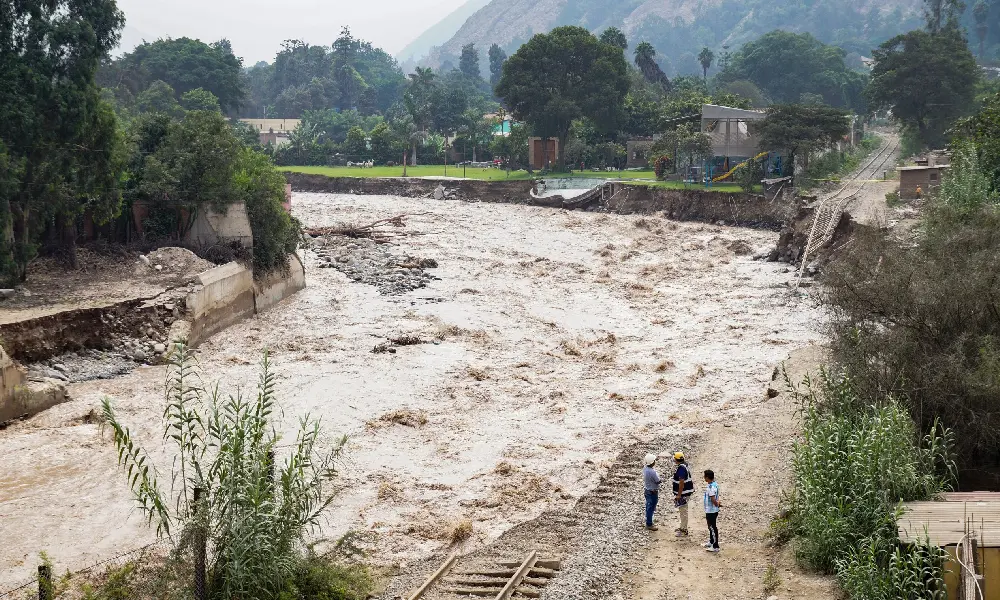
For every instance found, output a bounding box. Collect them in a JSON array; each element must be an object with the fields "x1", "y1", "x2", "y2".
[
  {"x1": 702, "y1": 542, "x2": 713, "y2": 548},
  {"x1": 705, "y1": 547, "x2": 720, "y2": 553}
]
